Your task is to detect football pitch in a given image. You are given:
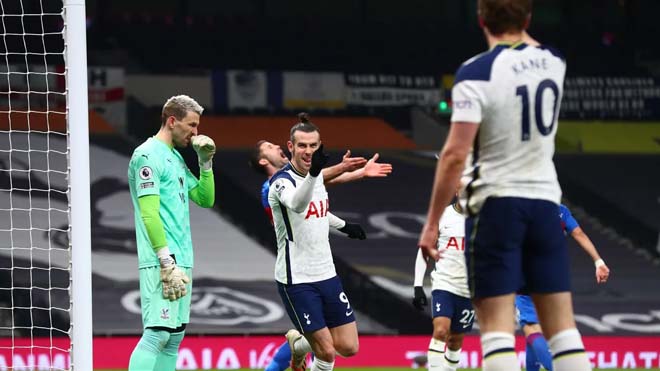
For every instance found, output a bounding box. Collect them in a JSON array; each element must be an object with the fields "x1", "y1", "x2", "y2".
[{"x1": 98, "y1": 369, "x2": 660, "y2": 371}]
